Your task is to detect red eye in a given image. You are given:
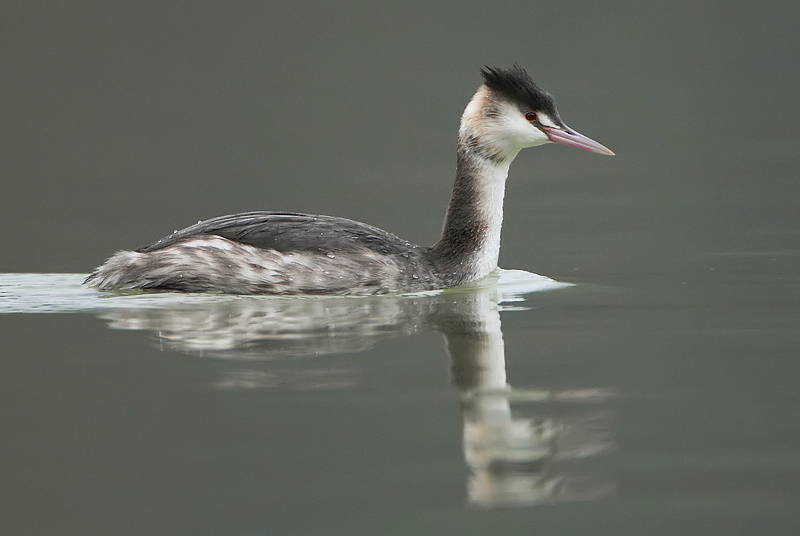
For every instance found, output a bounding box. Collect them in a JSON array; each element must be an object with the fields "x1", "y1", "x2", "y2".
[{"x1": 525, "y1": 112, "x2": 538, "y2": 122}]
